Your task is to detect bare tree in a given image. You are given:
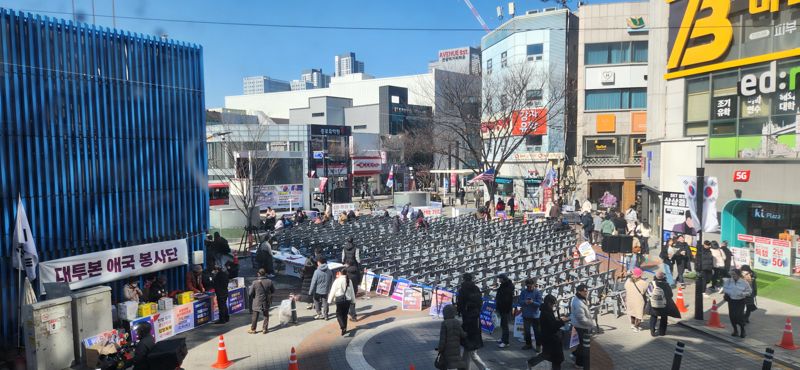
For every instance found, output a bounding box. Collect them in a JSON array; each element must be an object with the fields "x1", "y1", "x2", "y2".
[
  {"x1": 420, "y1": 64, "x2": 570, "y2": 200},
  {"x1": 208, "y1": 122, "x2": 278, "y2": 250}
]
